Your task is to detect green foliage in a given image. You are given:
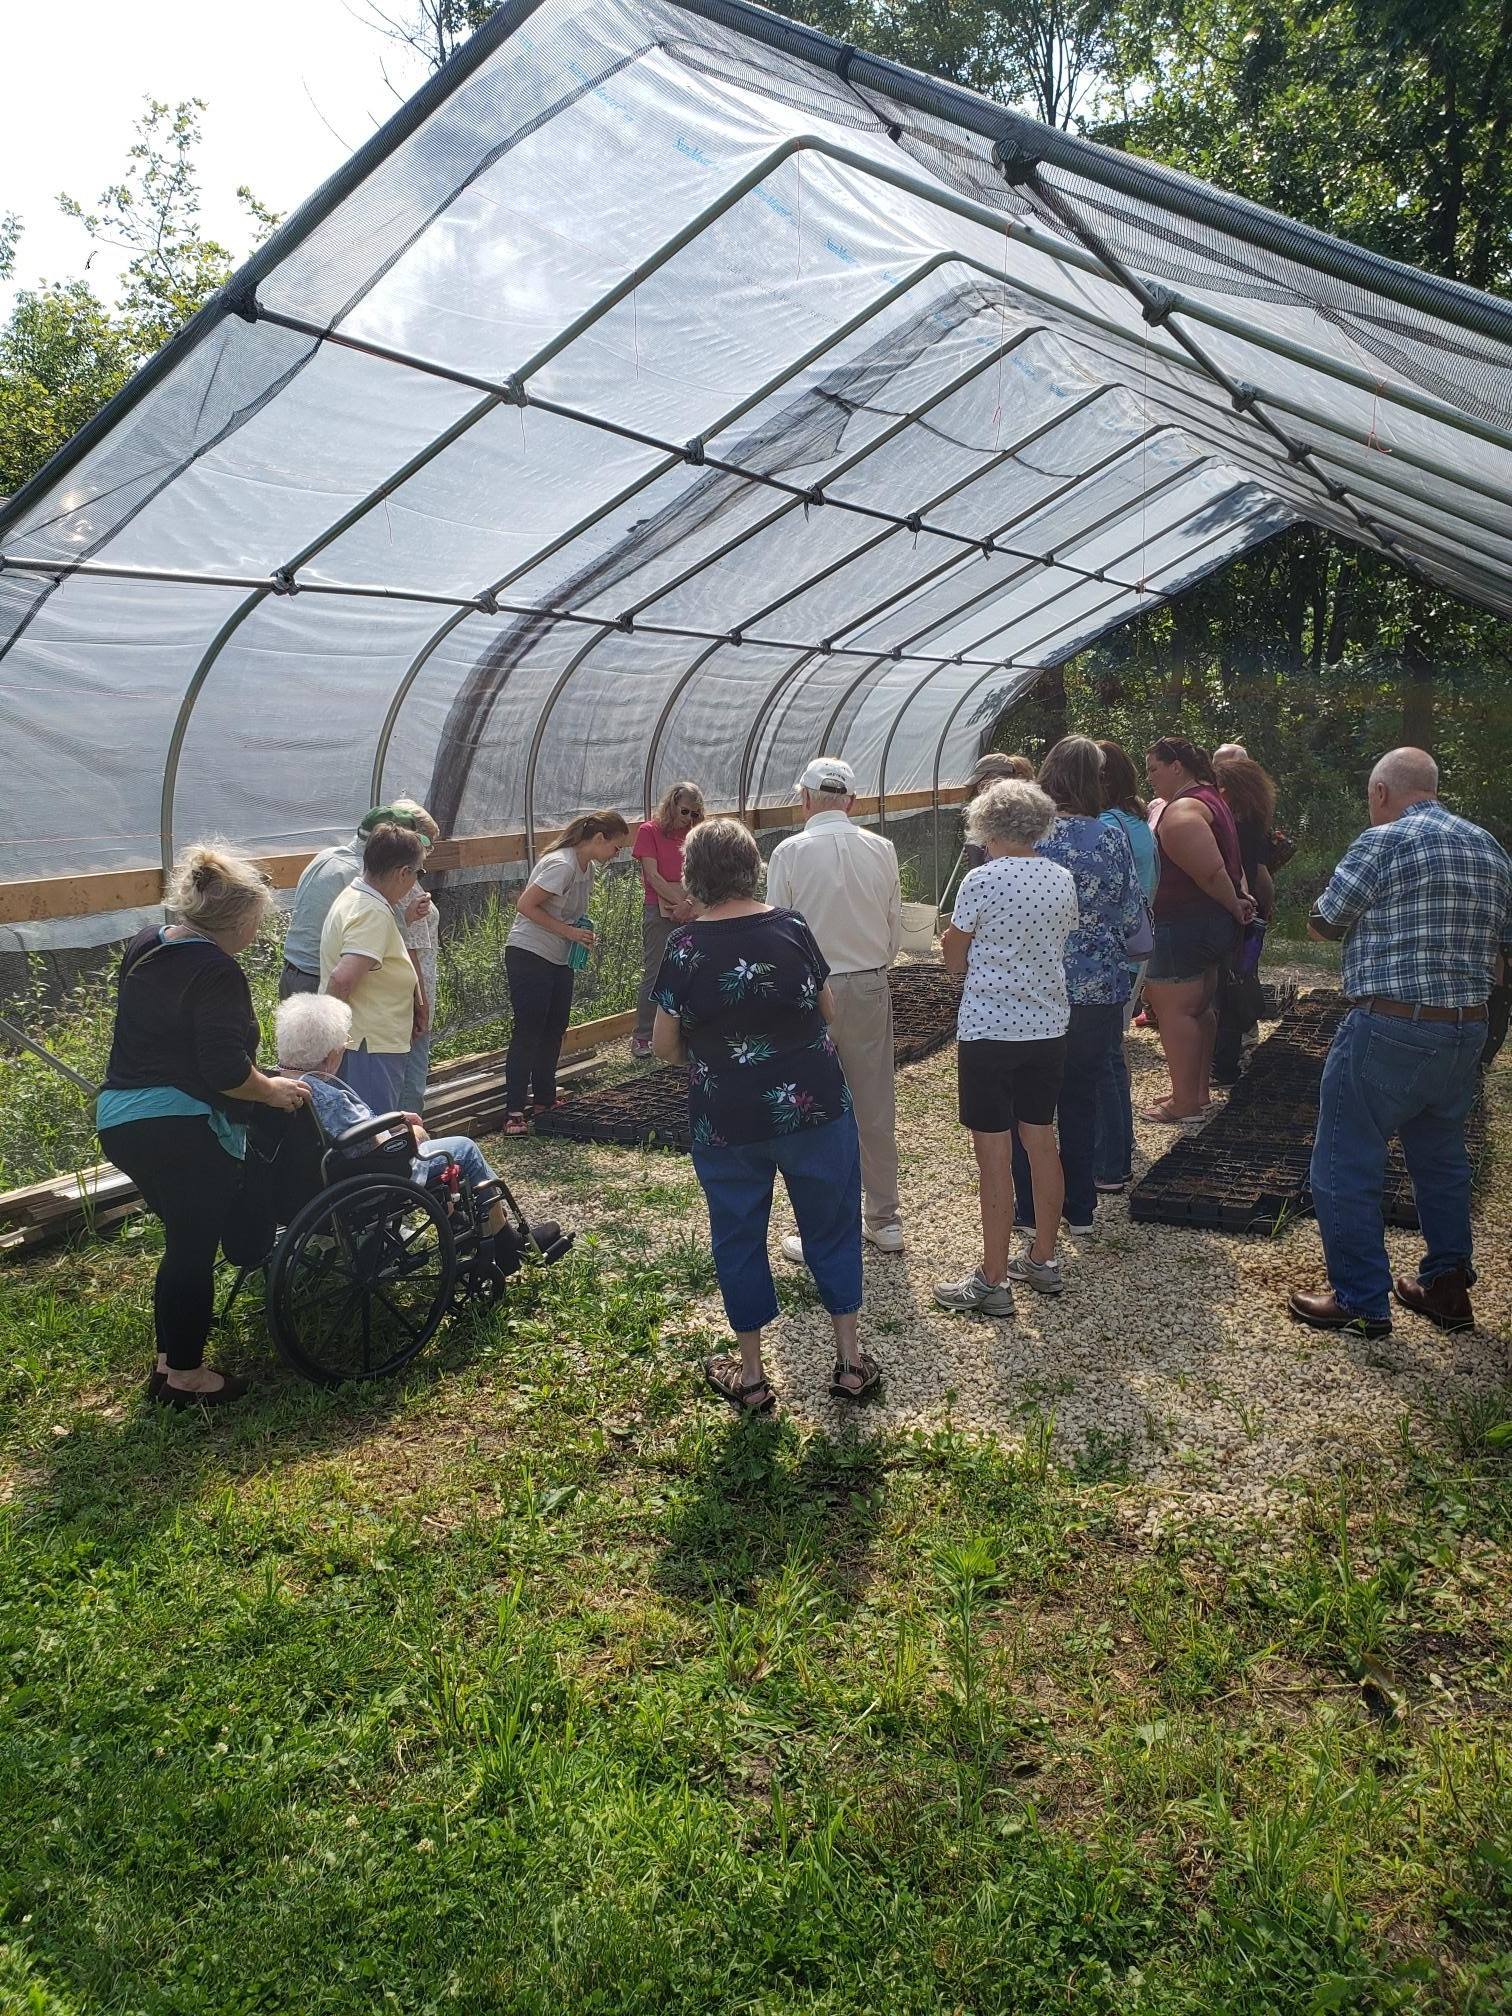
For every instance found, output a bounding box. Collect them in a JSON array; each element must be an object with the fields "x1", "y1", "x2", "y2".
[
  {"x1": 0, "y1": 283, "x2": 136, "y2": 498},
  {"x1": 2, "y1": 1222, "x2": 1511, "y2": 2011},
  {"x1": 1, "y1": 98, "x2": 280, "y2": 498}
]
